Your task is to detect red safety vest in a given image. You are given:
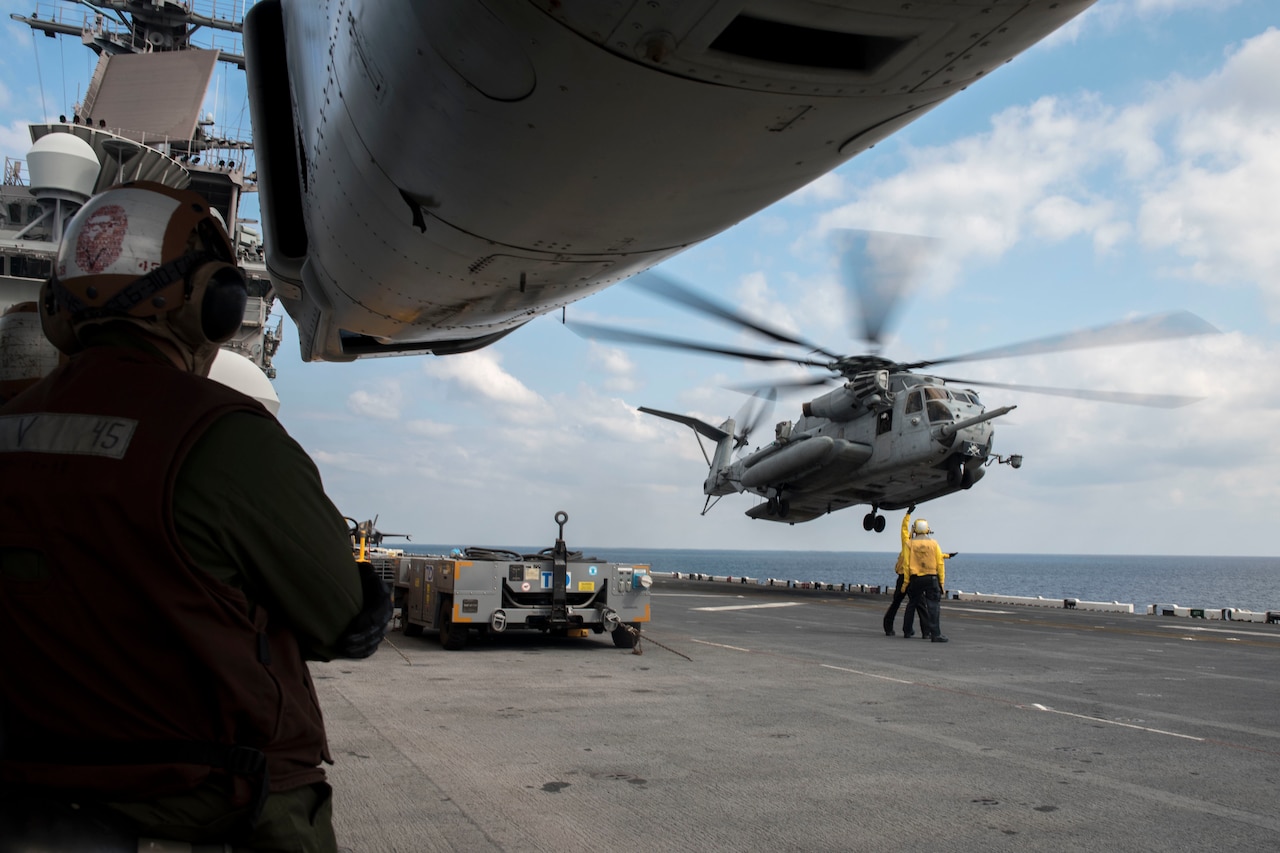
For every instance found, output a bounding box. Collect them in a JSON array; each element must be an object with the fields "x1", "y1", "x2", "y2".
[{"x1": 0, "y1": 345, "x2": 330, "y2": 803}]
